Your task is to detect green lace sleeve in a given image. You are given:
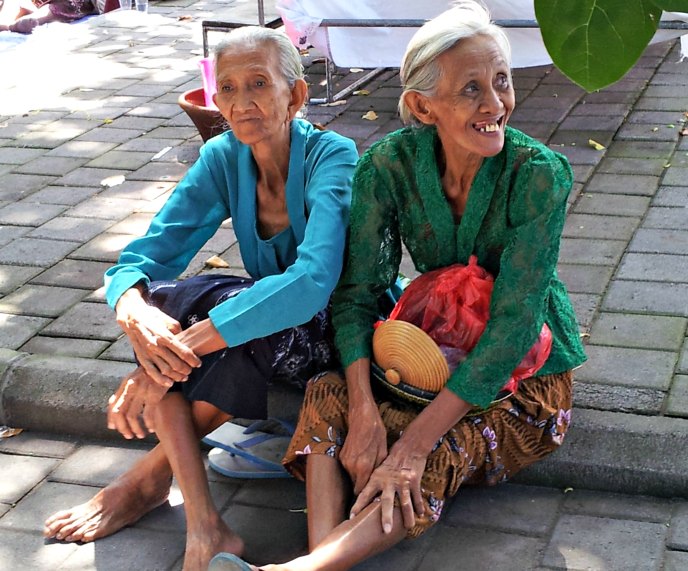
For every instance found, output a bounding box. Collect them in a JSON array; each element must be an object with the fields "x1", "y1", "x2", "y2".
[
  {"x1": 446, "y1": 148, "x2": 573, "y2": 408},
  {"x1": 332, "y1": 151, "x2": 401, "y2": 367}
]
